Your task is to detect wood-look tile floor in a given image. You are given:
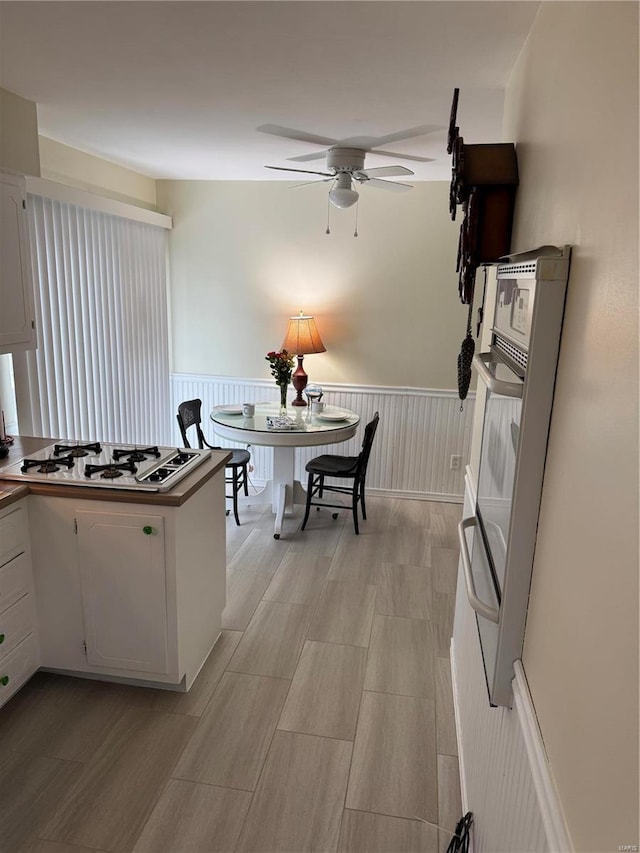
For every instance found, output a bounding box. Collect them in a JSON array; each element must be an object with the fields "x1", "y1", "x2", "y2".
[{"x1": 0, "y1": 497, "x2": 463, "y2": 853}]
